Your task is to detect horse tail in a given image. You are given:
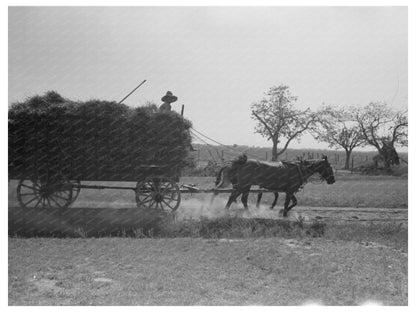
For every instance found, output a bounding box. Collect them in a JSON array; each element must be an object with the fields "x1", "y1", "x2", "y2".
[
  {"x1": 215, "y1": 154, "x2": 247, "y2": 189},
  {"x1": 215, "y1": 166, "x2": 232, "y2": 189}
]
